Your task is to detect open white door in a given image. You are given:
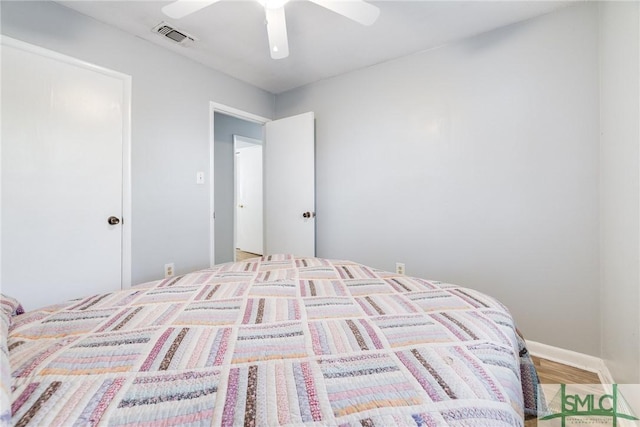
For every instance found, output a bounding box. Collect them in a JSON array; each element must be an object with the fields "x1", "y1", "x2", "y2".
[{"x1": 264, "y1": 112, "x2": 315, "y2": 257}]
